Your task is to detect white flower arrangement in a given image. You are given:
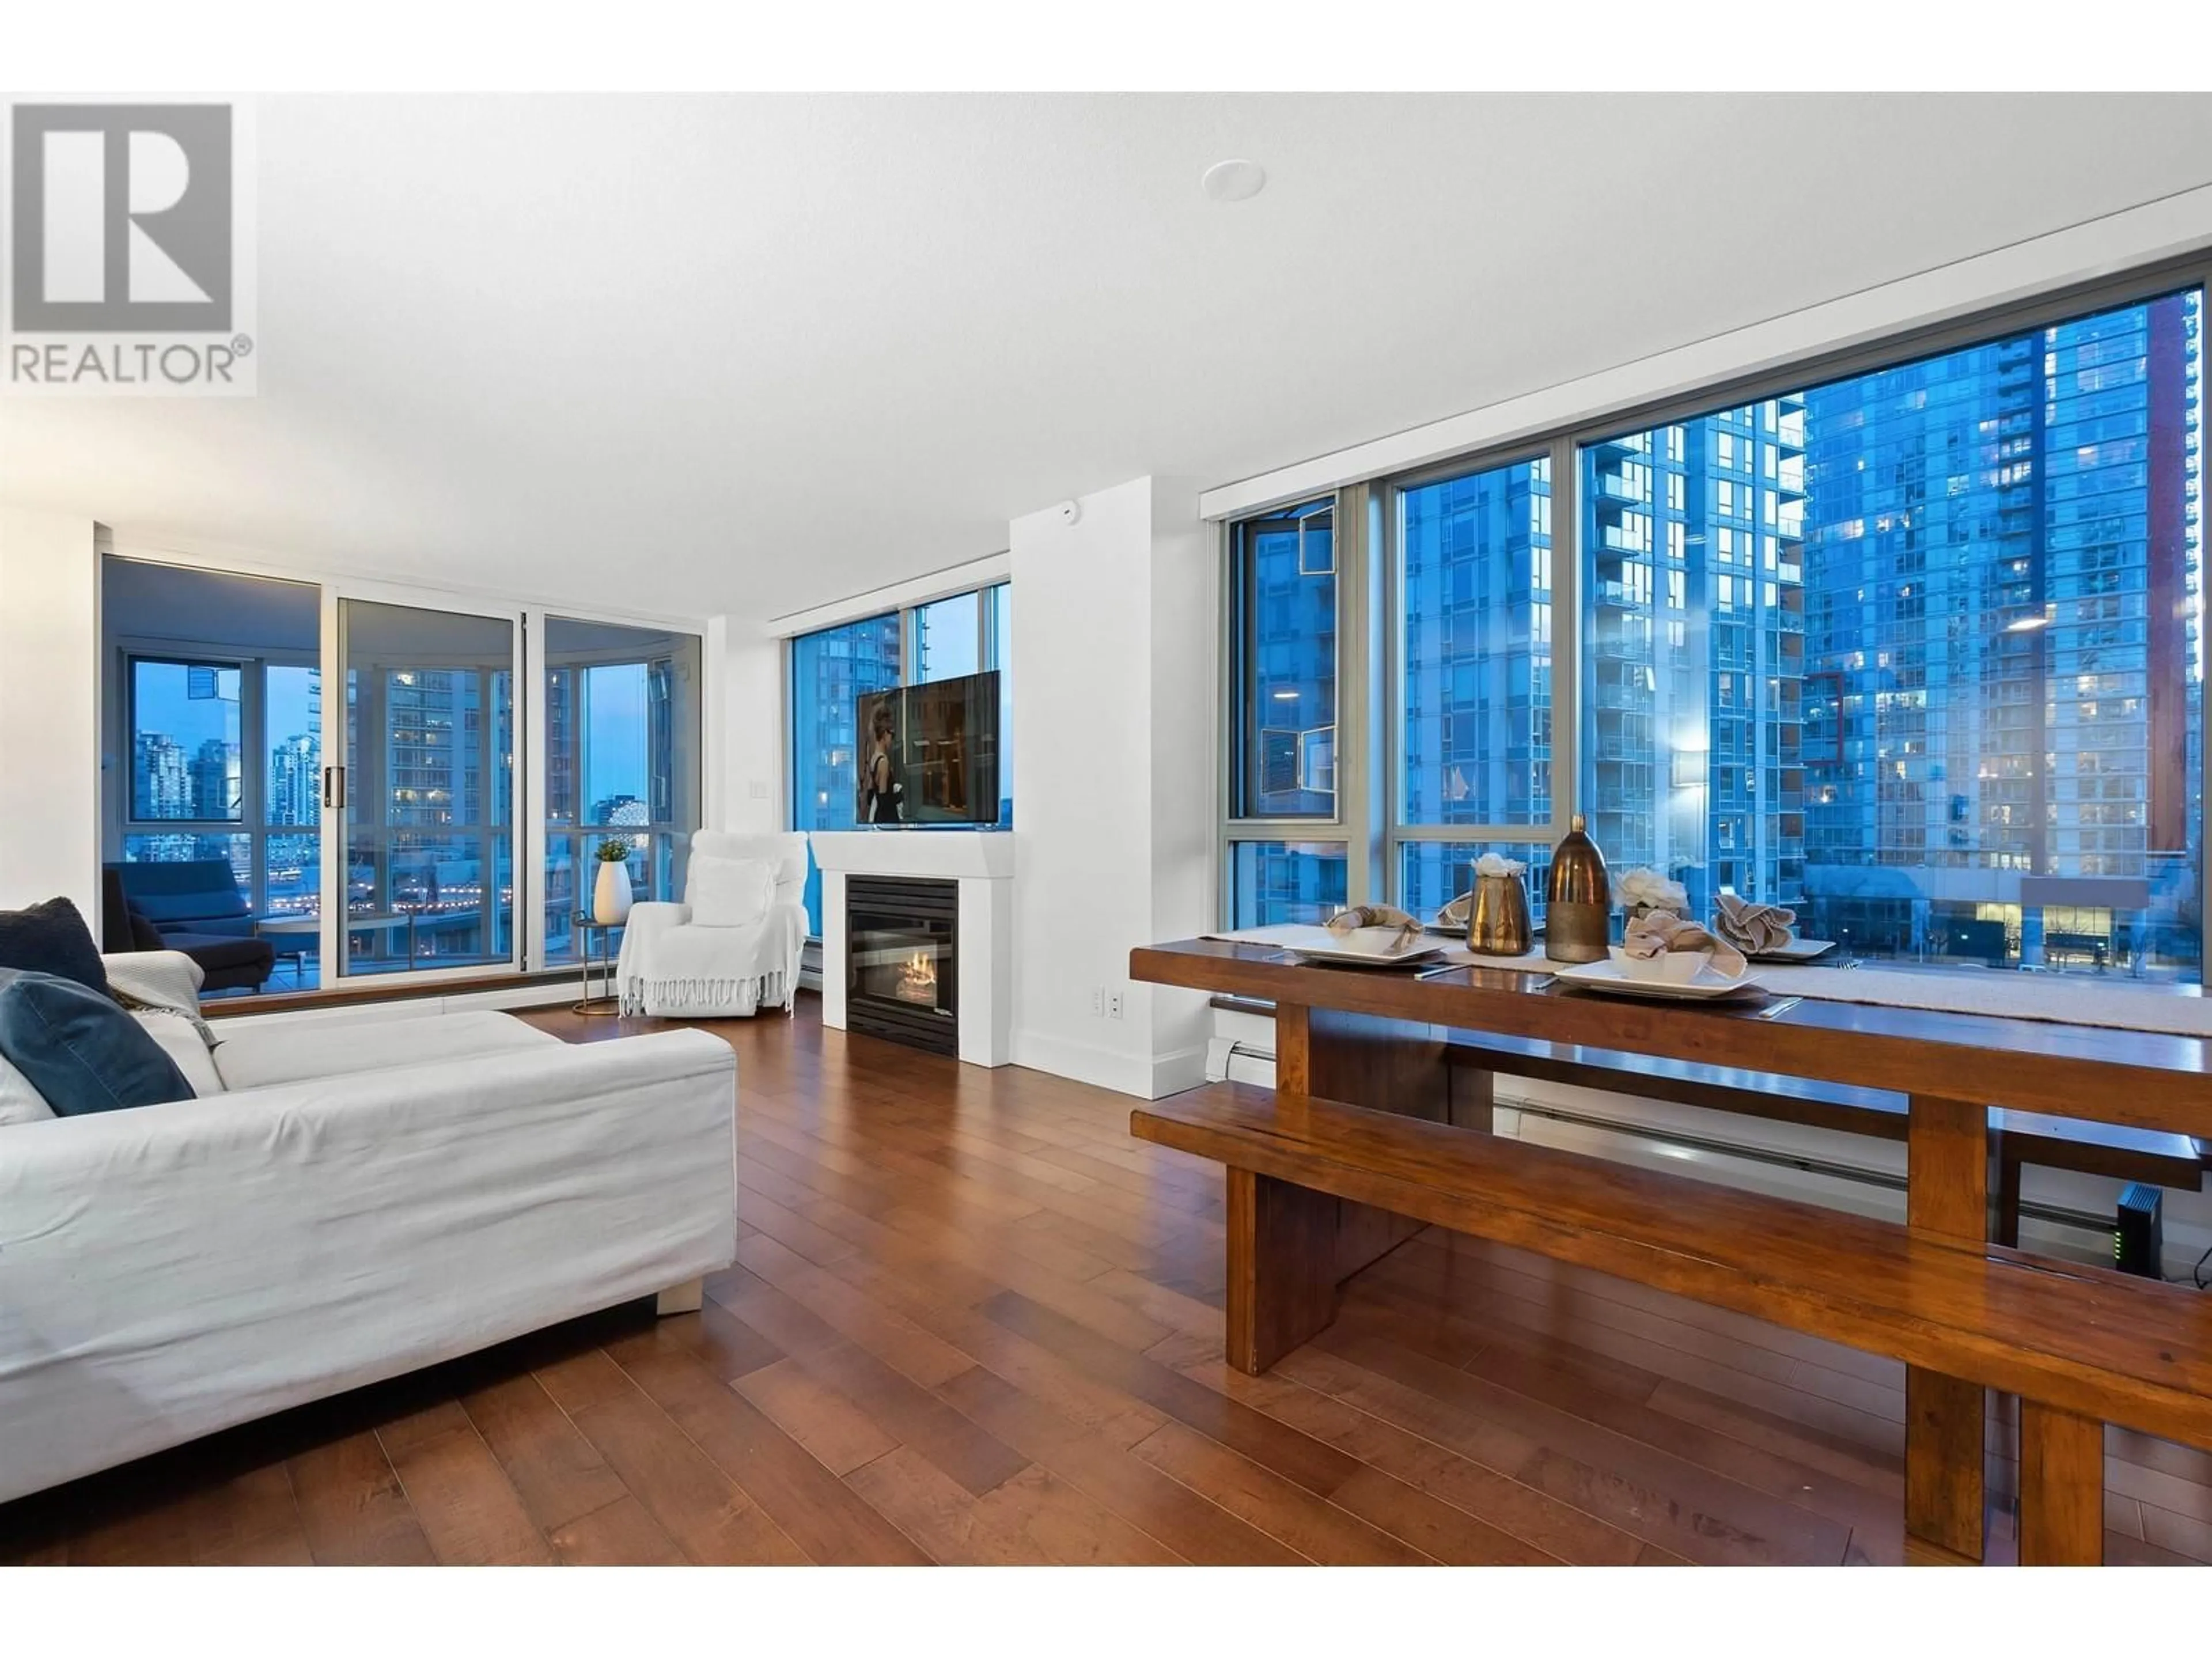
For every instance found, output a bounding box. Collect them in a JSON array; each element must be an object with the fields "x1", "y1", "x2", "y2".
[
  {"x1": 1474, "y1": 851, "x2": 1525, "y2": 879},
  {"x1": 1615, "y1": 865, "x2": 1688, "y2": 912}
]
